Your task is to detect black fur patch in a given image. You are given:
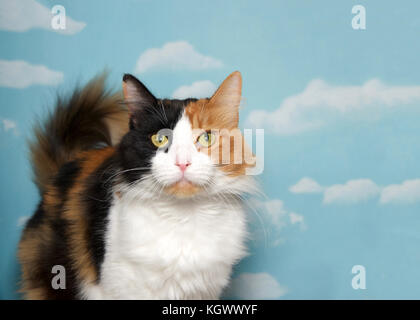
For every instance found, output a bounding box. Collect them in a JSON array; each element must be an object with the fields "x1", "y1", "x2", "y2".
[
  {"x1": 82, "y1": 156, "x2": 116, "y2": 277},
  {"x1": 23, "y1": 204, "x2": 79, "y2": 299},
  {"x1": 119, "y1": 98, "x2": 196, "y2": 183},
  {"x1": 37, "y1": 216, "x2": 79, "y2": 299},
  {"x1": 25, "y1": 201, "x2": 45, "y2": 230},
  {"x1": 54, "y1": 160, "x2": 81, "y2": 197}
]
